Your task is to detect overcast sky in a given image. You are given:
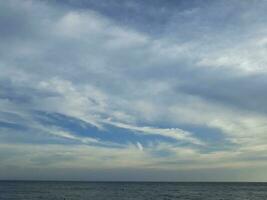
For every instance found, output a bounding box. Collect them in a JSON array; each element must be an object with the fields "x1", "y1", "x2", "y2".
[{"x1": 1, "y1": 0, "x2": 267, "y2": 181}]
